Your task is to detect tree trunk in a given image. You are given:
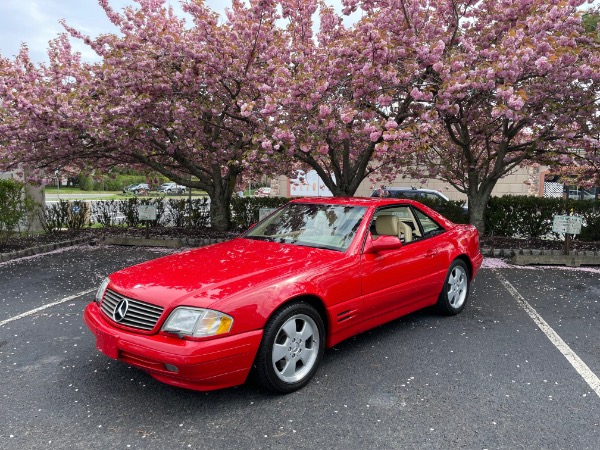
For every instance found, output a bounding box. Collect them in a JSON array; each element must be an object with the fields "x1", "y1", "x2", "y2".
[
  {"x1": 209, "y1": 195, "x2": 232, "y2": 231},
  {"x1": 467, "y1": 195, "x2": 487, "y2": 235},
  {"x1": 467, "y1": 182, "x2": 496, "y2": 235},
  {"x1": 206, "y1": 164, "x2": 240, "y2": 231}
]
